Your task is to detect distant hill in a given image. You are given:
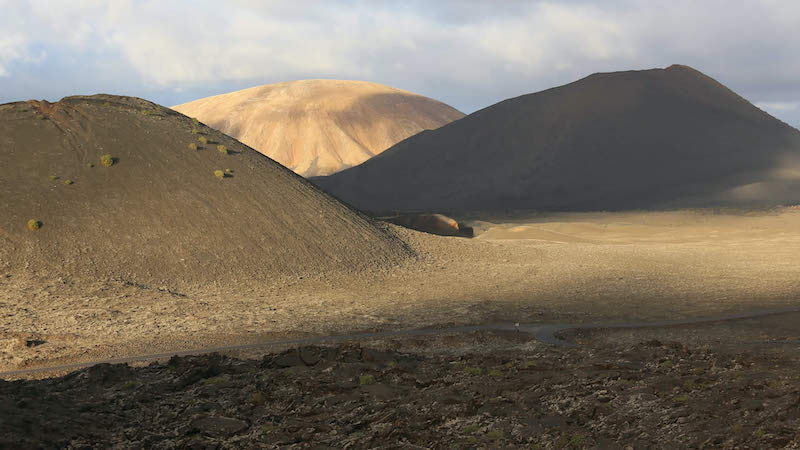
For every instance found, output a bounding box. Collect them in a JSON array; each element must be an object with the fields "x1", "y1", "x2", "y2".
[
  {"x1": 0, "y1": 95, "x2": 412, "y2": 288},
  {"x1": 313, "y1": 65, "x2": 800, "y2": 212},
  {"x1": 172, "y1": 80, "x2": 464, "y2": 177}
]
